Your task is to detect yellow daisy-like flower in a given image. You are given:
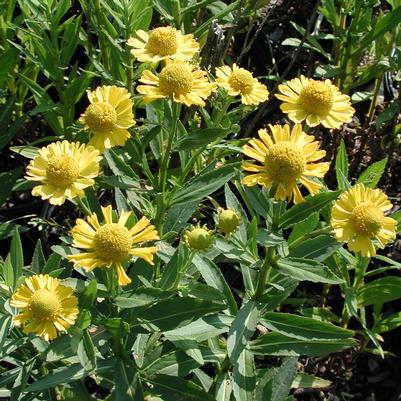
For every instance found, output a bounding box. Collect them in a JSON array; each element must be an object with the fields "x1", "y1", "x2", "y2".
[
  {"x1": 10, "y1": 274, "x2": 79, "y2": 341},
  {"x1": 127, "y1": 26, "x2": 199, "y2": 63},
  {"x1": 215, "y1": 64, "x2": 269, "y2": 105},
  {"x1": 25, "y1": 141, "x2": 101, "y2": 206},
  {"x1": 331, "y1": 184, "x2": 397, "y2": 257},
  {"x1": 276, "y1": 75, "x2": 355, "y2": 129},
  {"x1": 68, "y1": 205, "x2": 159, "y2": 286},
  {"x1": 137, "y1": 61, "x2": 216, "y2": 107},
  {"x1": 242, "y1": 124, "x2": 330, "y2": 203},
  {"x1": 80, "y1": 85, "x2": 135, "y2": 153}
]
